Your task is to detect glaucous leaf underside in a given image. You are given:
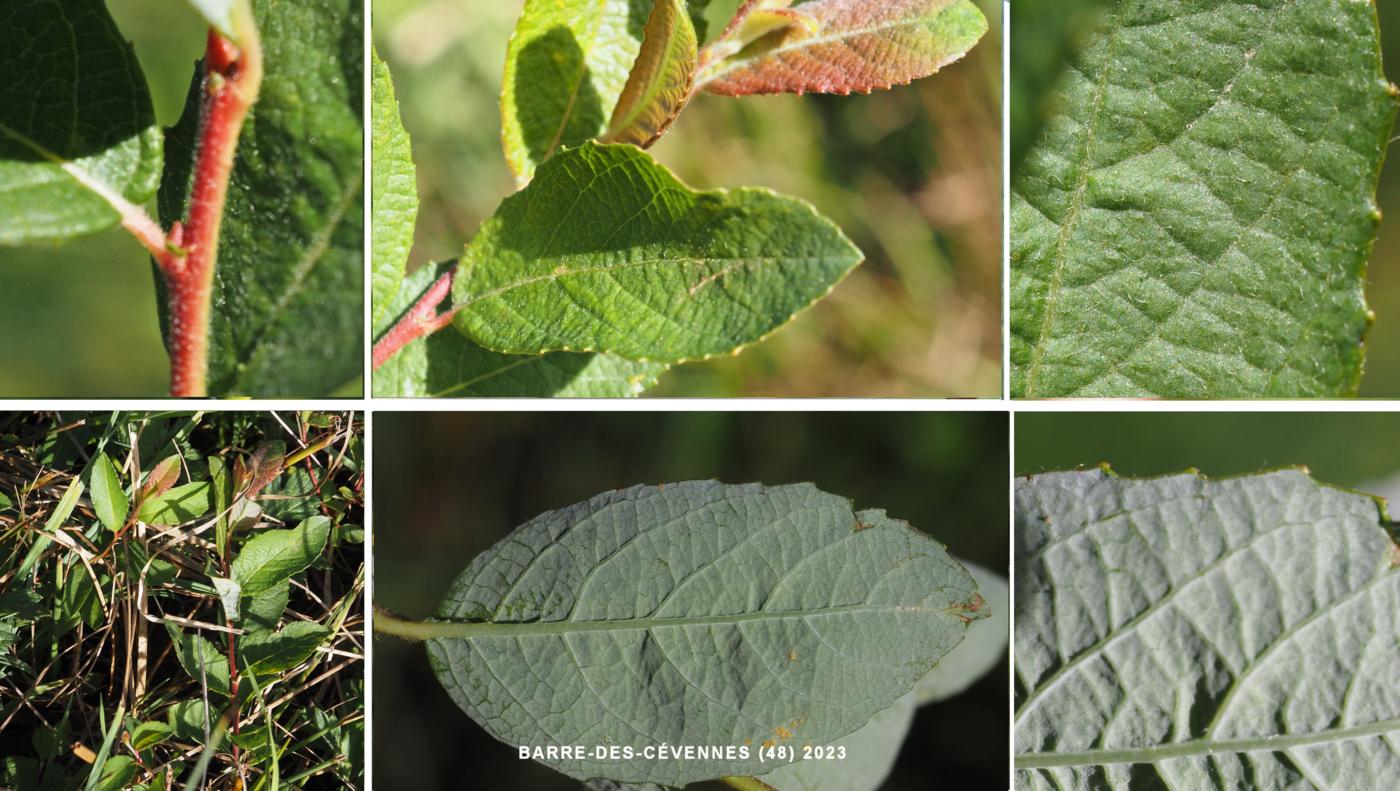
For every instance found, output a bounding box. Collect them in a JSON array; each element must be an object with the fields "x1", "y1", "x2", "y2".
[
  {"x1": 1015, "y1": 469, "x2": 1400, "y2": 789},
  {"x1": 159, "y1": 0, "x2": 365, "y2": 396},
  {"x1": 451, "y1": 141, "x2": 863, "y2": 363},
  {"x1": 0, "y1": 0, "x2": 162, "y2": 245},
  {"x1": 1011, "y1": 0, "x2": 1398, "y2": 398},
  {"x1": 426, "y1": 480, "x2": 985, "y2": 786}
]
